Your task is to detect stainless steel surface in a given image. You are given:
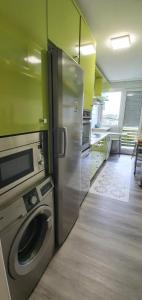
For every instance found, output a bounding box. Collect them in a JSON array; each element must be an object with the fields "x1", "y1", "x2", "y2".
[
  {"x1": 0, "y1": 132, "x2": 45, "y2": 197},
  {"x1": 48, "y1": 42, "x2": 83, "y2": 246},
  {"x1": 0, "y1": 132, "x2": 40, "y2": 152},
  {"x1": 0, "y1": 170, "x2": 45, "y2": 208},
  {"x1": 57, "y1": 51, "x2": 83, "y2": 245},
  {"x1": 0, "y1": 176, "x2": 54, "y2": 300},
  {"x1": 0, "y1": 198, "x2": 26, "y2": 232}
]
